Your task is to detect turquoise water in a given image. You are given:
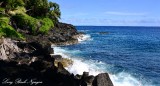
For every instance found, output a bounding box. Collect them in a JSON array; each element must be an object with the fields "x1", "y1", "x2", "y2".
[{"x1": 54, "y1": 26, "x2": 160, "y2": 86}]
